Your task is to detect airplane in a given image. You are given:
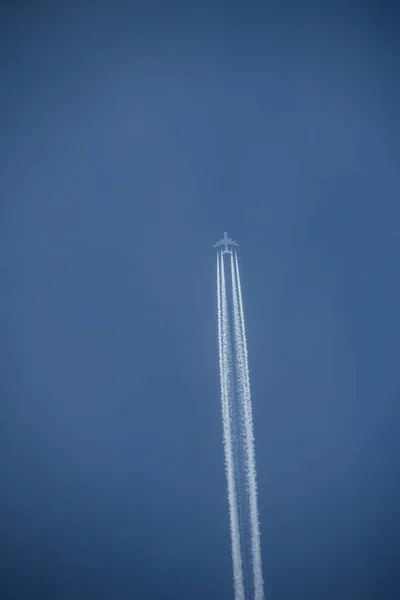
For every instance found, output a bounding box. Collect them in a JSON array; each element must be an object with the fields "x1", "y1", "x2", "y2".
[{"x1": 213, "y1": 232, "x2": 239, "y2": 254}]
